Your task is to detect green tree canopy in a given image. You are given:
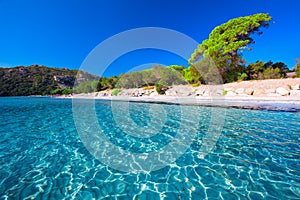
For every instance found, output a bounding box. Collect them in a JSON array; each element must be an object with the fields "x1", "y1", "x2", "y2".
[
  {"x1": 247, "y1": 60, "x2": 288, "y2": 80},
  {"x1": 189, "y1": 13, "x2": 272, "y2": 83},
  {"x1": 294, "y1": 58, "x2": 300, "y2": 77},
  {"x1": 115, "y1": 65, "x2": 186, "y2": 89}
]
